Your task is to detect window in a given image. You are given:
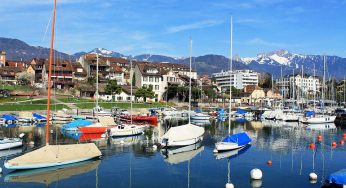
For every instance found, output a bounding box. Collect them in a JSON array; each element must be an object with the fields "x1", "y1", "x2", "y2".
[
  {"x1": 117, "y1": 97, "x2": 122, "y2": 101},
  {"x1": 155, "y1": 85, "x2": 159, "y2": 90},
  {"x1": 127, "y1": 97, "x2": 131, "y2": 101},
  {"x1": 155, "y1": 77, "x2": 159, "y2": 82},
  {"x1": 143, "y1": 77, "x2": 148, "y2": 81},
  {"x1": 149, "y1": 77, "x2": 153, "y2": 82}
]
